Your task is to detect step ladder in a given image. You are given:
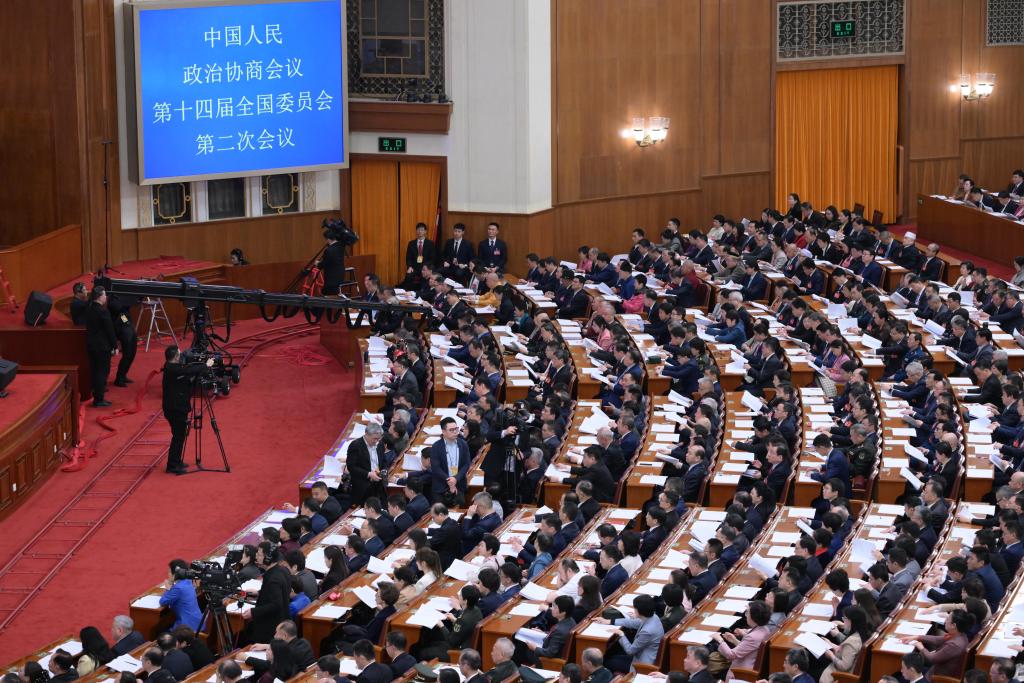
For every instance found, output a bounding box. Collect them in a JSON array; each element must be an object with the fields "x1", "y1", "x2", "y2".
[{"x1": 135, "y1": 297, "x2": 177, "y2": 351}]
